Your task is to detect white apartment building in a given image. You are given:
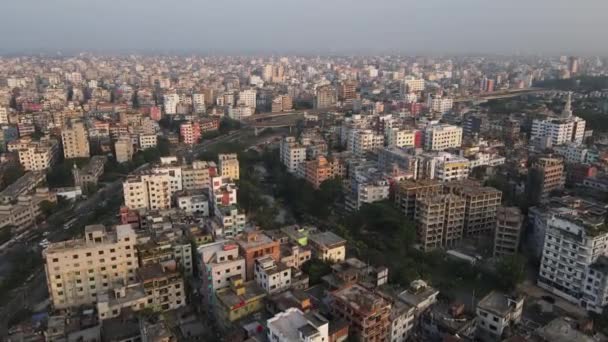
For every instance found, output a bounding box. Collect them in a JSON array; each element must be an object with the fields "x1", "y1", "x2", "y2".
[
  {"x1": 0, "y1": 107, "x2": 9, "y2": 124},
  {"x1": 428, "y1": 95, "x2": 453, "y2": 114},
  {"x1": 476, "y1": 291, "x2": 524, "y2": 340},
  {"x1": 238, "y1": 89, "x2": 257, "y2": 109},
  {"x1": 403, "y1": 76, "x2": 425, "y2": 93},
  {"x1": 531, "y1": 117, "x2": 586, "y2": 146},
  {"x1": 176, "y1": 191, "x2": 209, "y2": 216},
  {"x1": 538, "y1": 214, "x2": 608, "y2": 313},
  {"x1": 213, "y1": 205, "x2": 247, "y2": 238},
  {"x1": 349, "y1": 129, "x2": 384, "y2": 156},
  {"x1": 280, "y1": 137, "x2": 307, "y2": 174},
  {"x1": 123, "y1": 172, "x2": 172, "y2": 211},
  {"x1": 424, "y1": 124, "x2": 462, "y2": 151},
  {"x1": 418, "y1": 152, "x2": 470, "y2": 182},
  {"x1": 227, "y1": 105, "x2": 254, "y2": 120},
  {"x1": 267, "y1": 308, "x2": 329, "y2": 342},
  {"x1": 553, "y1": 143, "x2": 597, "y2": 164},
  {"x1": 388, "y1": 300, "x2": 416, "y2": 342},
  {"x1": 151, "y1": 162, "x2": 183, "y2": 194},
  {"x1": 386, "y1": 128, "x2": 417, "y2": 148},
  {"x1": 163, "y1": 93, "x2": 180, "y2": 115},
  {"x1": 192, "y1": 93, "x2": 206, "y2": 113},
  {"x1": 62, "y1": 120, "x2": 90, "y2": 159},
  {"x1": 139, "y1": 134, "x2": 158, "y2": 149},
  {"x1": 254, "y1": 256, "x2": 292, "y2": 295},
  {"x1": 43, "y1": 224, "x2": 139, "y2": 309},
  {"x1": 114, "y1": 136, "x2": 133, "y2": 163},
  {"x1": 198, "y1": 240, "x2": 246, "y2": 311},
  {"x1": 8, "y1": 138, "x2": 59, "y2": 171}
]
